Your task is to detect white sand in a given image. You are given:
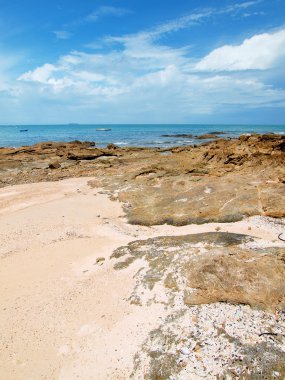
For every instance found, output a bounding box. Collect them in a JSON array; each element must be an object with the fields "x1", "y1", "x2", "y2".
[{"x1": 0, "y1": 178, "x2": 283, "y2": 379}]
